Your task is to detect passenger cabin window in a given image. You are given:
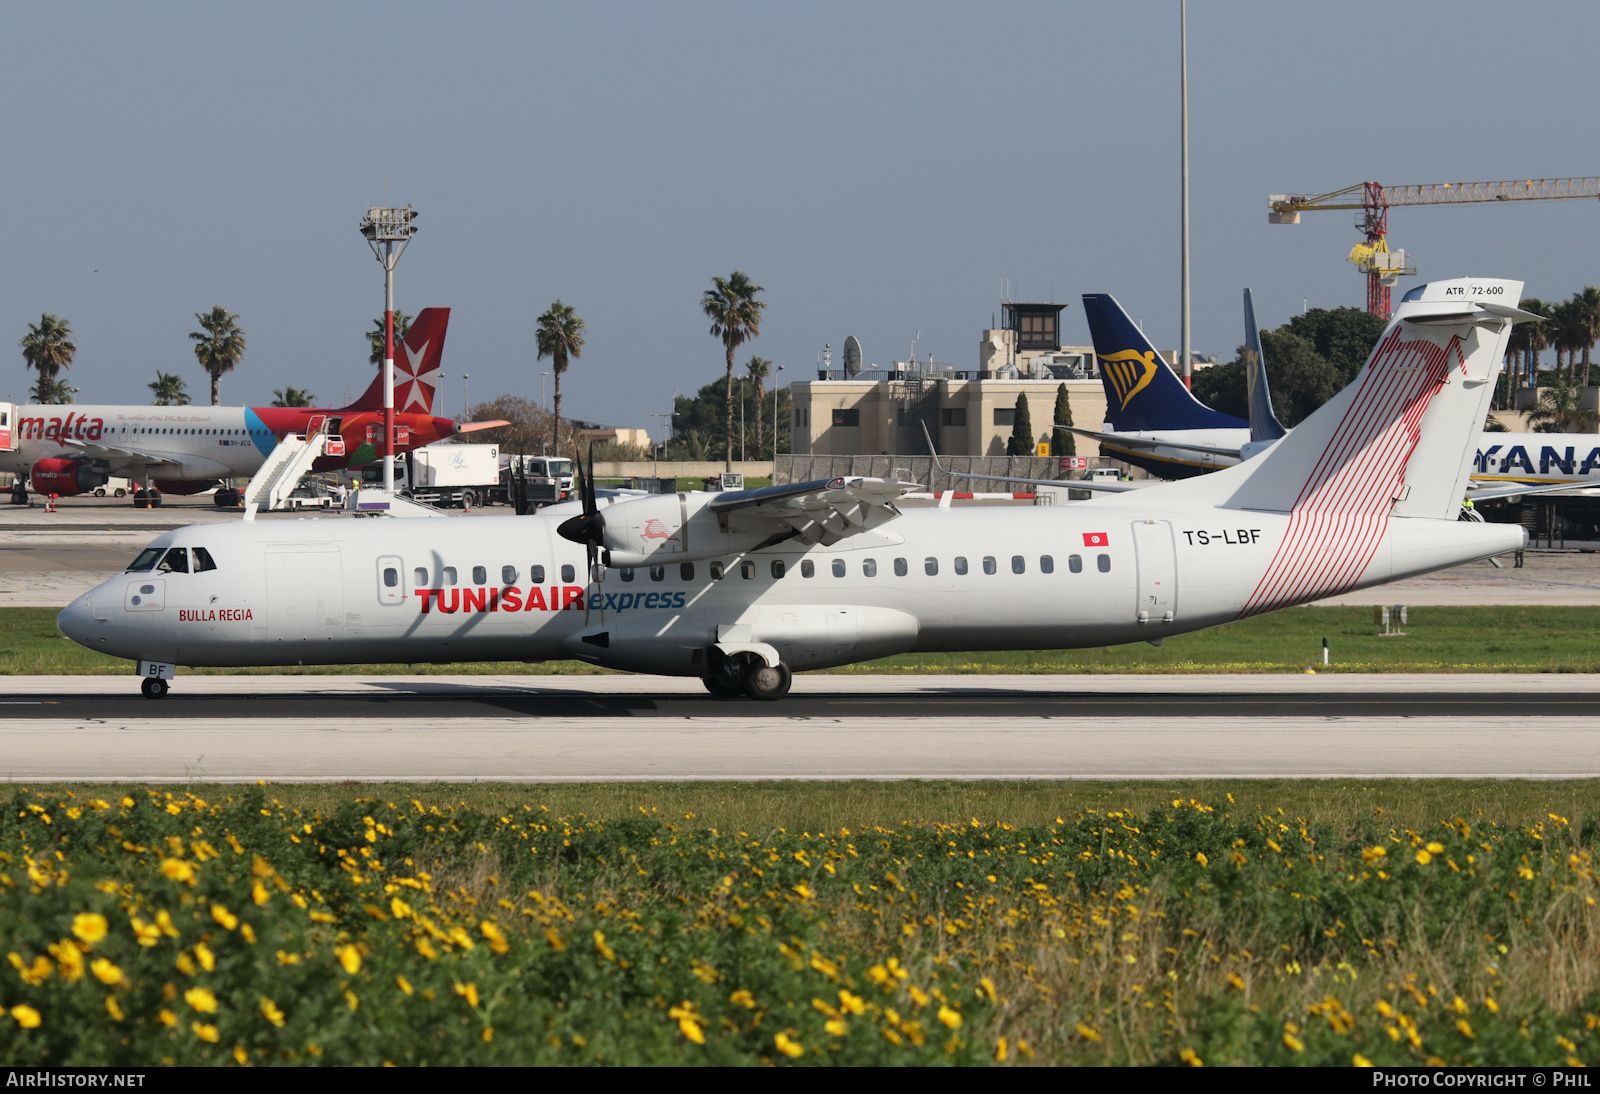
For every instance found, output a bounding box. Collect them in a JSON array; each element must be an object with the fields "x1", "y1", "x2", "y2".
[
  {"x1": 127, "y1": 547, "x2": 164, "y2": 572},
  {"x1": 532, "y1": 565, "x2": 546, "y2": 583},
  {"x1": 560, "y1": 564, "x2": 575, "y2": 583},
  {"x1": 801, "y1": 560, "x2": 815, "y2": 578},
  {"x1": 1012, "y1": 555, "x2": 1025, "y2": 574},
  {"x1": 954, "y1": 556, "x2": 968, "y2": 575},
  {"x1": 771, "y1": 560, "x2": 785, "y2": 579},
  {"x1": 620, "y1": 568, "x2": 635, "y2": 582},
  {"x1": 1097, "y1": 554, "x2": 1111, "y2": 572},
  {"x1": 1040, "y1": 555, "x2": 1054, "y2": 574},
  {"x1": 383, "y1": 567, "x2": 399, "y2": 588},
  {"x1": 893, "y1": 558, "x2": 907, "y2": 577},
  {"x1": 442, "y1": 567, "x2": 457, "y2": 586},
  {"x1": 831, "y1": 559, "x2": 845, "y2": 578},
  {"x1": 1068, "y1": 554, "x2": 1083, "y2": 573},
  {"x1": 982, "y1": 556, "x2": 997, "y2": 575},
  {"x1": 679, "y1": 563, "x2": 694, "y2": 581},
  {"x1": 650, "y1": 566, "x2": 665, "y2": 581},
  {"x1": 415, "y1": 567, "x2": 429, "y2": 586},
  {"x1": 472, "y1": 566, "x2": 487, "y2": 586},
  {"x1": 740, "y1": 560, "x2": 755, "y2": 579},
  {"x1": 709, "y1": 562, "x2": 724, "y2": 580},
  {"x1": 925, "y1": 557, "x2": 938, "y2": 576},
  {"x1": 862, "y1": 559, "x2": 877, "y2": 577},
  {"x1": 158, "y1": 548, "x2": 189, "y2": 574},
  {"x1": 502, "y1": 565, "x2": 518, "y2": 585}
]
